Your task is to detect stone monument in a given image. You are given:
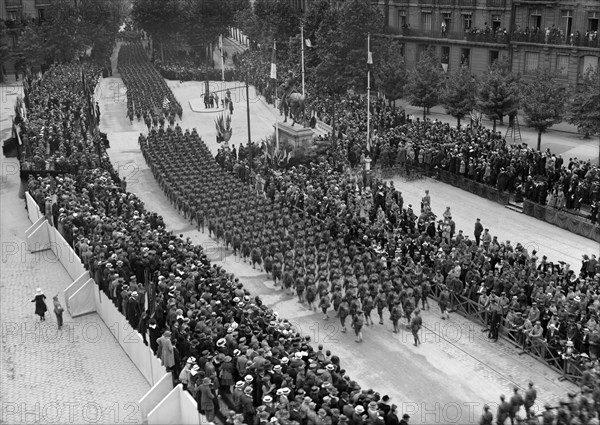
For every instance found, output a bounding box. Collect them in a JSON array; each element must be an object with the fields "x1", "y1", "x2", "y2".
[{"x1": 273, "y1": 122, "x2": 314, "y2": 158}]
